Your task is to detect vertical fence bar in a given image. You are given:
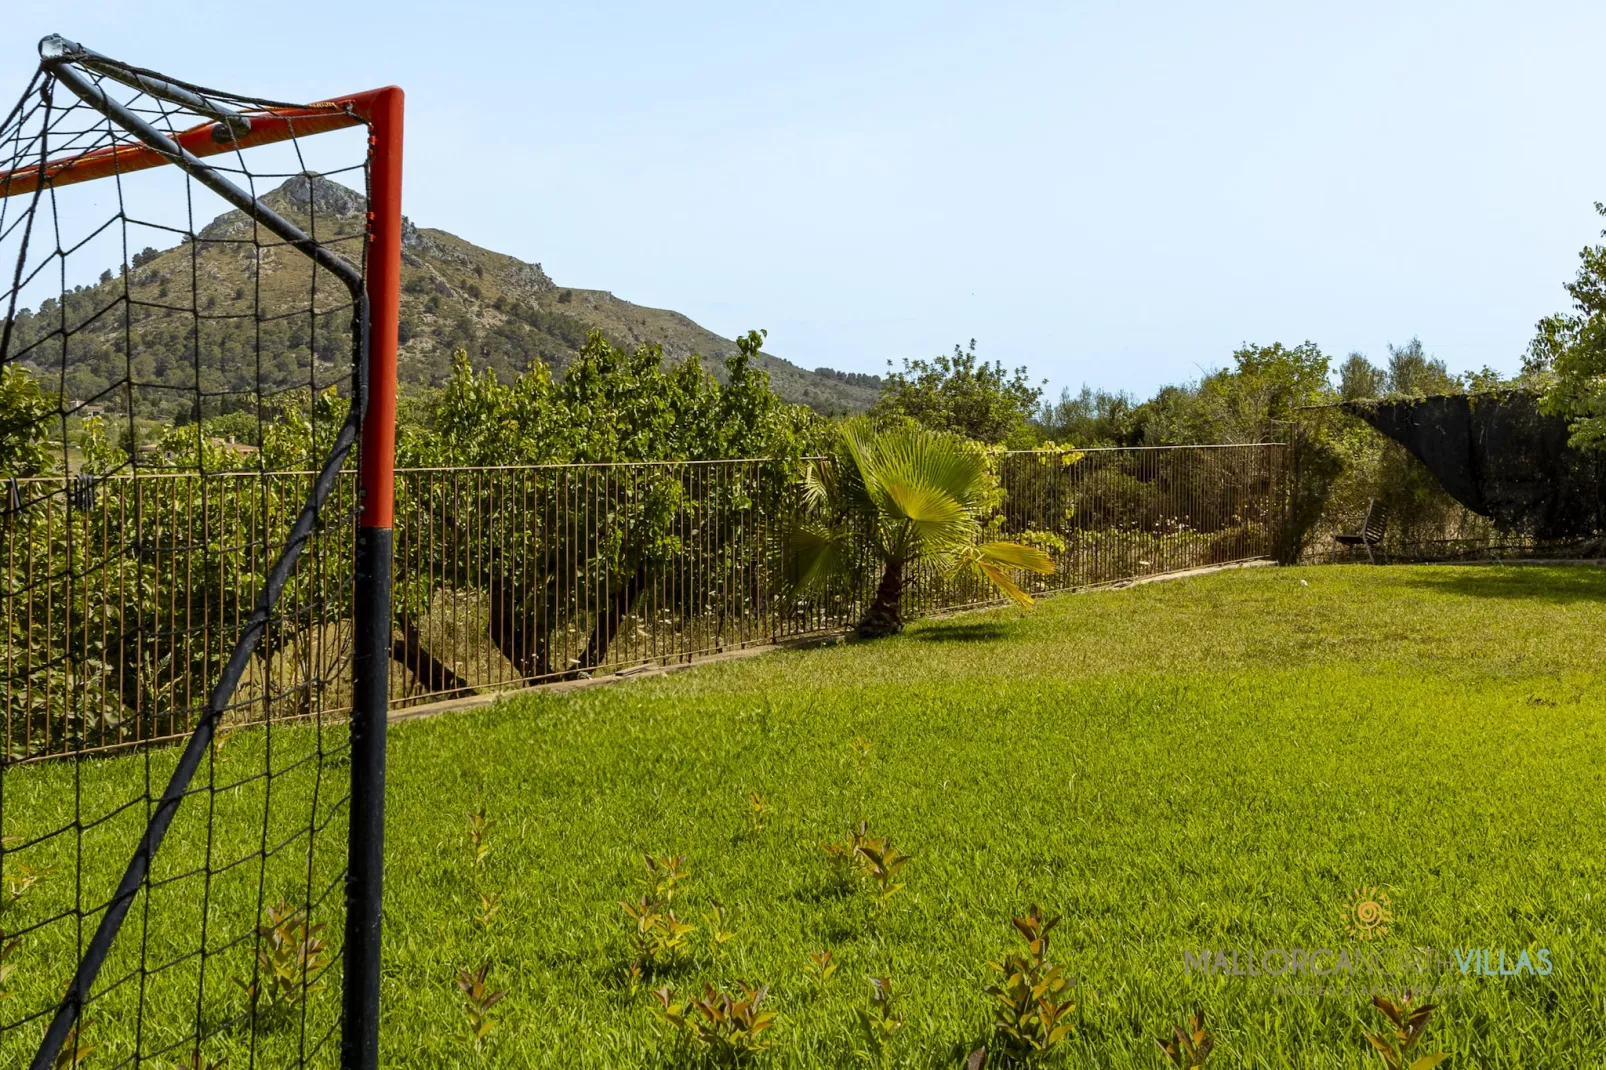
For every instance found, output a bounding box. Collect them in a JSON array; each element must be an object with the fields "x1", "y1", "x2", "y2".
[{"x1": 344, "y1": 85, "x2": 404, "y2": 1070}]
